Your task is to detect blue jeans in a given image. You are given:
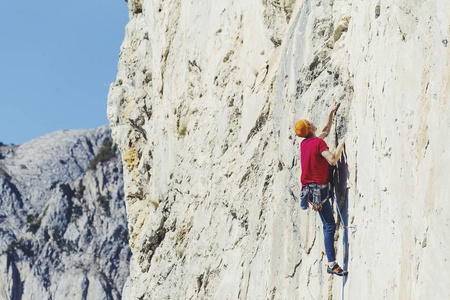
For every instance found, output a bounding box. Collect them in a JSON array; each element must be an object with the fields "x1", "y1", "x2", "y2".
[{"x1": 317, "y1": 187, "x2": 336, "y2": 263}]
